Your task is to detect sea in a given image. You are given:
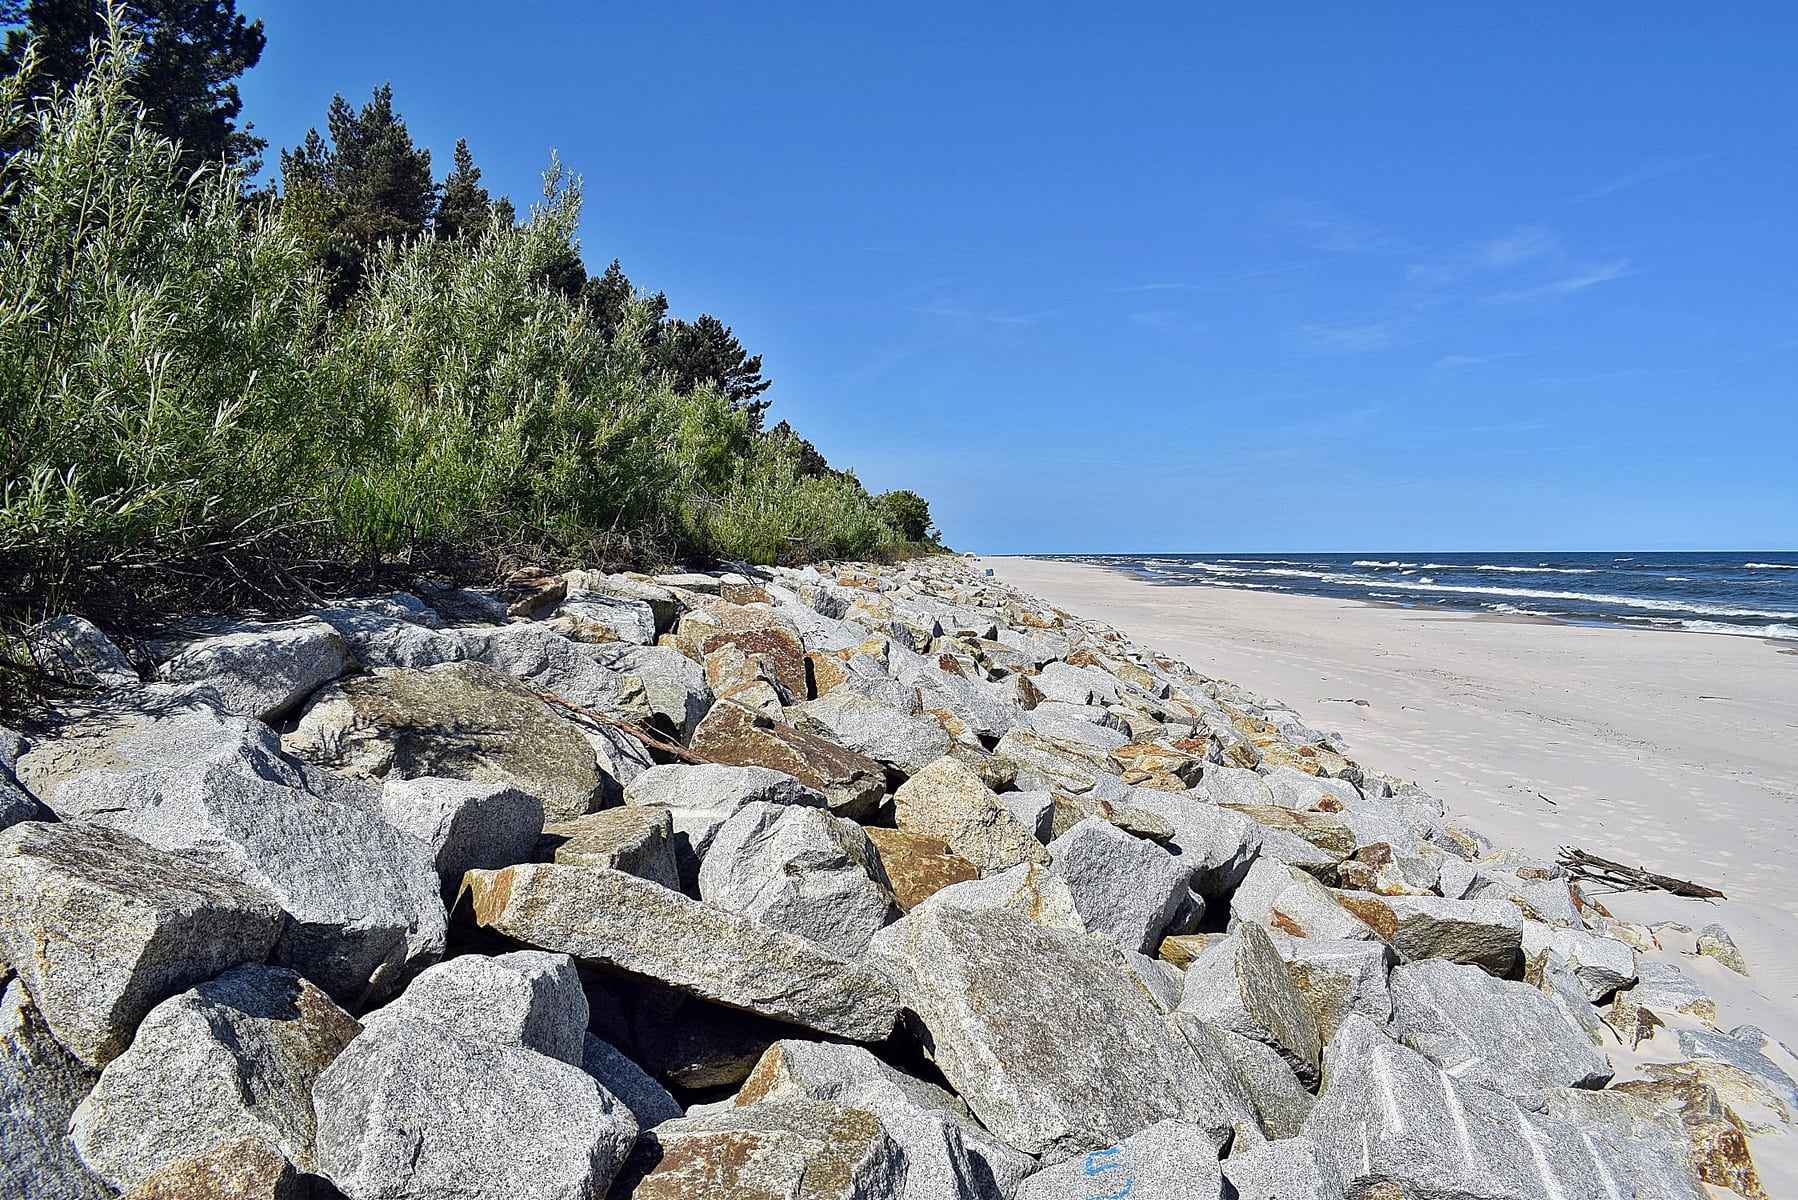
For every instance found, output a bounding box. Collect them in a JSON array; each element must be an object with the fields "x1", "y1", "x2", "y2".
[{"x1": 1051, "y1": 552, "x2": 1798, "y2": 641}]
